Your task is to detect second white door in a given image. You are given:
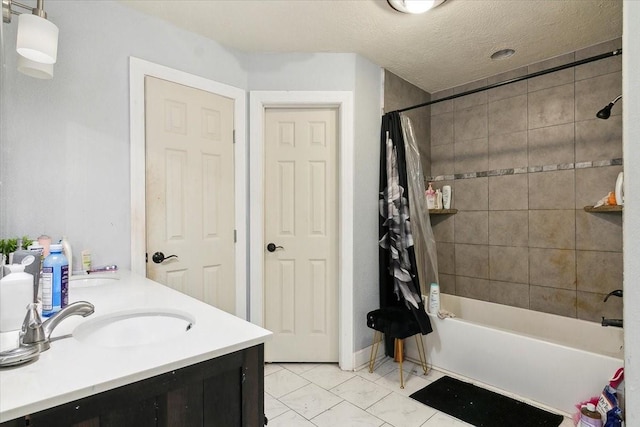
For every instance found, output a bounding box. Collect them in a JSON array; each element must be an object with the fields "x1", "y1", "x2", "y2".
[{"x1": 263, "y1": 107, "x2": 339, "y2": 362}]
